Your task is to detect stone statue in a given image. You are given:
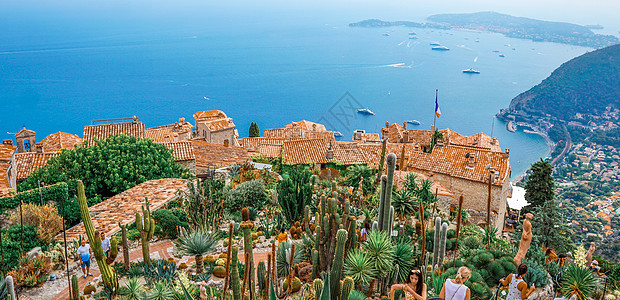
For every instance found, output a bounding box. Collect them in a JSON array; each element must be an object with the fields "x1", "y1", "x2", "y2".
[
  {"x1": 586, "y1": 242, "x2": 596, "y2": 266},
  {"x1": 514, "y1": 213, "x2": 533, "y2": 266}
]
